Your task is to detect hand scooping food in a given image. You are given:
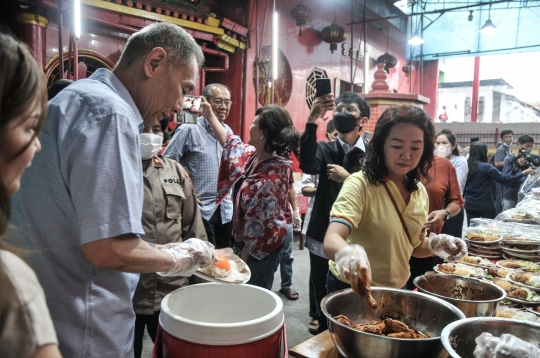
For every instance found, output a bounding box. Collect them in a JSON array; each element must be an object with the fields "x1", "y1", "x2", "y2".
[{"x1": 335, "y1": 244, "x2": 378, "y2": 309}]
